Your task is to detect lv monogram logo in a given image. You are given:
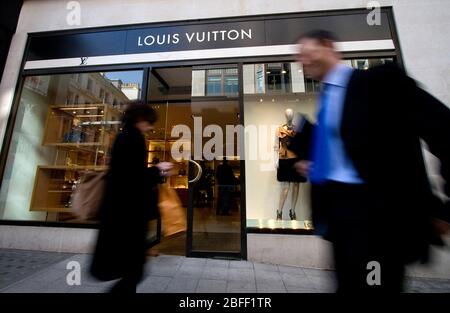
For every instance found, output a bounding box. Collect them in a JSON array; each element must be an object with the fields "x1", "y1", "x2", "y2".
[{"x1": 80, "y1": 57, "x2": 88, "y2": 65}]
